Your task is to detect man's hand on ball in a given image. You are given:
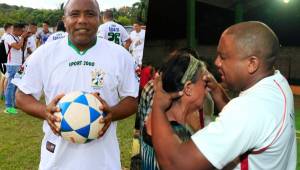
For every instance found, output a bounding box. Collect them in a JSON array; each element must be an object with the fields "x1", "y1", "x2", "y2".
[
  {"x1": 92, "y1": 93, "x2": 112, "y2": 138},
  {"x1": 45, "y1": 94, "x2": 64, "y2": 136}
]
